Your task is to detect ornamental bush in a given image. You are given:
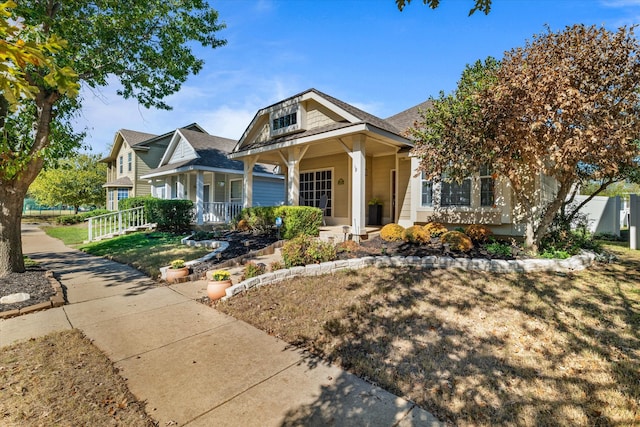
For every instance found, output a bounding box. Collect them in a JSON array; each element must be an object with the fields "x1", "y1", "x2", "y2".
[
  {"x1": 380, "y1": 223, "x2": 405, "y2": 242},
  {"x1": 273, "y1": 206, "x2": 323, "y2": 239},
  {"x1": 281, "y1": 235, "x2": 337, "y2": 267},
  {"x1": 423, "y1": 222, "x2": 448, "y2": 238},
  {"x1": 464, "y1": 224, "x2": 494, "y2": 243},
  {"x1": 56, "y1": 209, "x2": 111, "y2": 225},
  {"x1": 440, "y1": 231, "x2": 474, "y2": 252},
  {"x1": 119, "y1": 196, "x2": 192, "y2": 232},
  {"x1": 239, "y1": 206, "x2": 277, "y2": 234},
  {"x1": 402, "y1": 225, "x2": 430, "y2": 244}
]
